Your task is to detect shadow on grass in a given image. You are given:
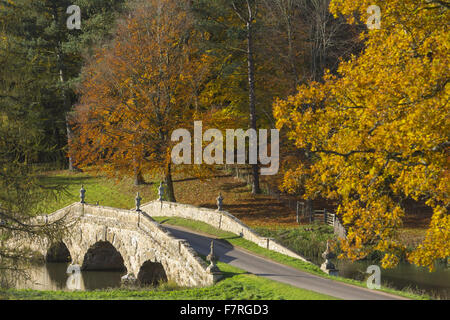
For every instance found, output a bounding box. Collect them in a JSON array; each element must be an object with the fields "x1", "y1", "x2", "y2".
[
  {"x1": 173, "y1": 174, "x2": 232, "y2": 184},
  {"x1": 38, "y1": 174, "x2": 96, "y2": 187},
  {"x1": 219, "y1": 181, "x2": 248, "y2": 191},
  {"x1": 218, "y1": 235, "x2": 241, "y2": 241},
  {"x1": 197, "y1": 254, "x2": 250, "y2": 282},
  {"x1": 219, "y1": 270, "x2": 251, "y2": 281},
  {"x1": 158, "y1": 218, "x2": 172, "y2": 225}
]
